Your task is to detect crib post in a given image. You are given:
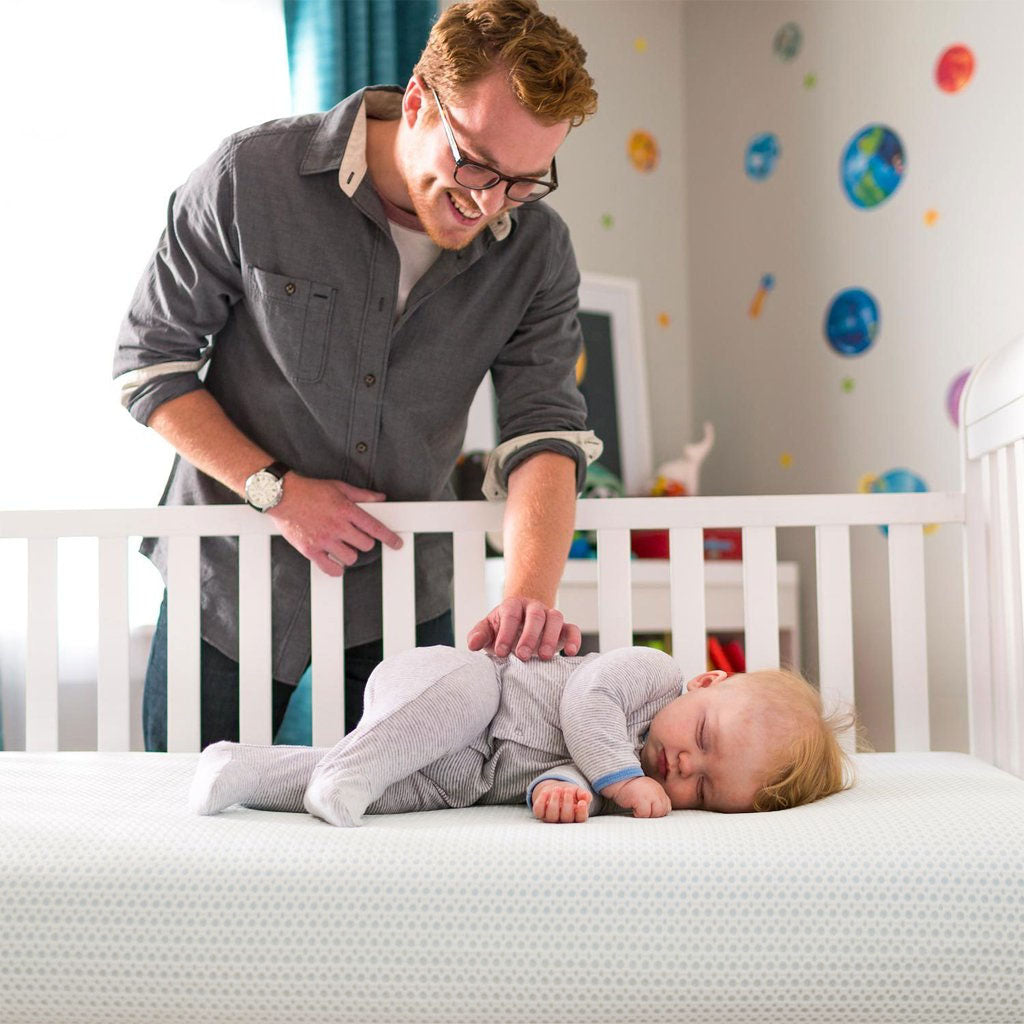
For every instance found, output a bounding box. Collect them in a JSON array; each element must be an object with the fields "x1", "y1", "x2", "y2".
[
  {"x1": 742, "y1": 526, "x2": 779, "y2": 670},
  {"x1": 452, "y1": 530, "x2": 487, "y2": 653},
  {"x1": 668, "y1": 527, "x2": 706, "y2": 680},
  {"x1": 596, "y1": 528, "x2": 632, "y2": 650},
  {"x1": 166, "y1": 534, "x2": 202, "y2": 753},
  {"x1": 815, "y1": 525, "x2": 855, "y2": 752},
  {"x1": 382, "y1": 535, "x2": 416, "y2": 659}
]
